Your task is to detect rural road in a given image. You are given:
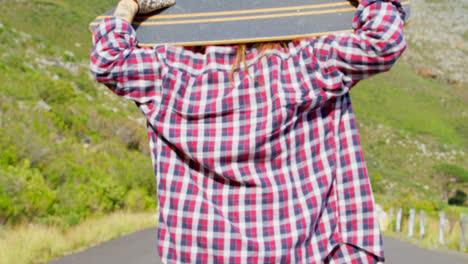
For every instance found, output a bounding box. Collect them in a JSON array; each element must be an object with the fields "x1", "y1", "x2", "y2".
[{"x1": 49, "y1": 228, "x2": 468, "y2": 264}]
